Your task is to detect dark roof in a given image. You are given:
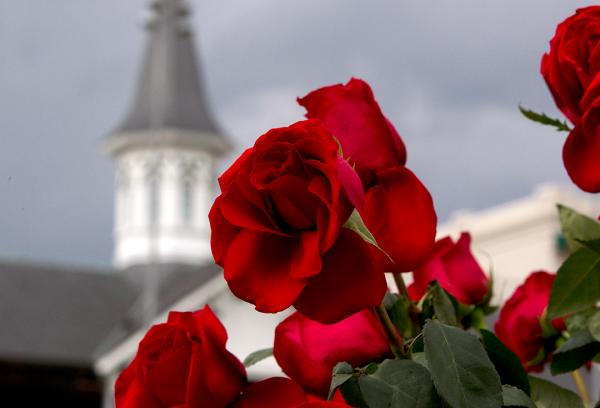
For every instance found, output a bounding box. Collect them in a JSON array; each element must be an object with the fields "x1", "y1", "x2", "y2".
[
  {"x1": 107, "y1": 0, "x2": 229, "y2": 155},
  {"x1": 0, "y1": 260, "x2": 219, "y2": 367}
]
